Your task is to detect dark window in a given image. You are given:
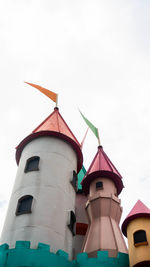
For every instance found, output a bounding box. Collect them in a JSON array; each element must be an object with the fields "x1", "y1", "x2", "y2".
[
  {"x1": 16, "y1": 195, "x2": 33, "y2": 215},
  {"x1": 24, "y1": 156, "x2": 40, "y2": 173},
  {"x1": 68, "y1": 211, "x2": 76, "y2": 236},
  {"x1": 70, "y1": 171, "x2": 78, "y2": 191},
  {"x1": 96, "y1": 181, "x2": 103, "y2": 190},
  {"x1": 134, "y1": 230, "x2": 148, "y2": 246}
]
